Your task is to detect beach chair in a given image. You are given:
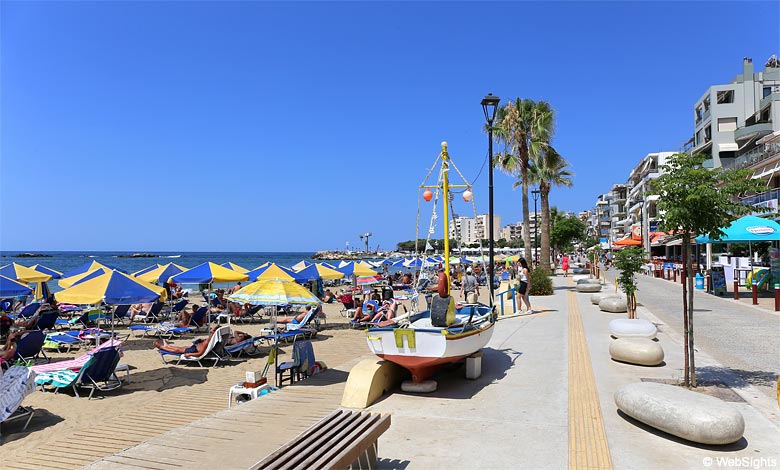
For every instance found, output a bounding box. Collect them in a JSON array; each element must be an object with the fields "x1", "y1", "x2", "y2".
[
  {"x1": 31, "y1": 339, "x2": 123, "y2": 374},
  {"x1": 35, "y1": 346, "x2": 124, "y2": 399},
  {"x1": 338, "y1": 293, "x2": 355, "y2": 318},
  {"x1": 0, "y1": 366, "x2": 37, "y2": 437},
  {"x1": 110, "y1": 305, "x2": 132, "y2": 326},
  {"x1": 31, "y1": 309, "x2": 59, "y2": 331},
  {"x1": 158, "y1": 325, "x2": 232, "y2": 367},
  {"x1": 131, "y1": 301, "x2": 164, "y2": 323},
  {"x1": 43, "y1": 332, "x2": 82, "y2": 352},
  {"x1": 276, "y1": 339, "x2": 315, "y2": 387},
  {"x1": 168, "y1": 299, "x2": 189, "y2": 321},
  {"x1": 224, "y1": 335, "x2": 264, "y2": 358},
  {"x1": 8, "y1": 303, "x2": 40, "y2": 321},
  {"x1": 14, "y1": 330, "x2": 49, "y2": 364},
  {"x1": 55, "y1": 308, "x2": 107, "y2": 330}
]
